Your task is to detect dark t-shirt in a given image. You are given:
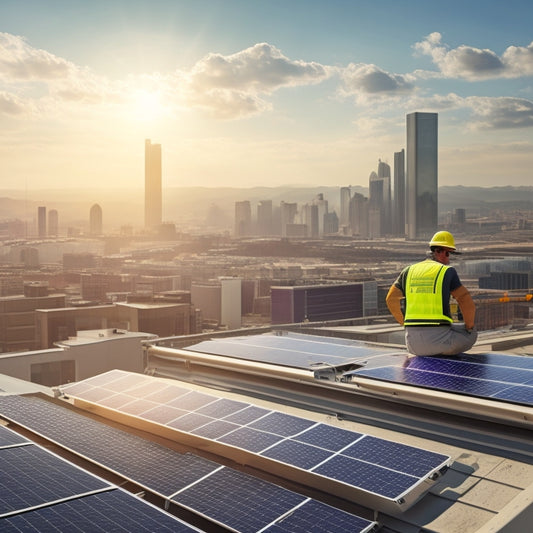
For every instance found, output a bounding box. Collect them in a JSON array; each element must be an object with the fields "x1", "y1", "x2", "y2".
[{"x1": 394, "y1": 260, "x2": 462, "y2": 319}]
